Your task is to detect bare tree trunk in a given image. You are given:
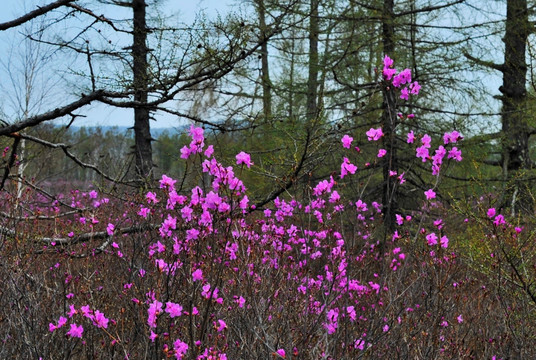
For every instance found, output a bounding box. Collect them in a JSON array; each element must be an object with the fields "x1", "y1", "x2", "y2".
[
  {"x1": 256, "y1": 0, "x2": 272, "y2": 120},
  {"x1": 500, "y1": 0, "x2": 532, "y2": 213},
  {"x1": 381, "y1": 0, "x2": 397, "y2": 231},
  {"x1": 306, "y1": 0, "x2": 319, "y2": 123},
  {"x1": 132, "y1": 0, "x2": 153, "y2": 181}
]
